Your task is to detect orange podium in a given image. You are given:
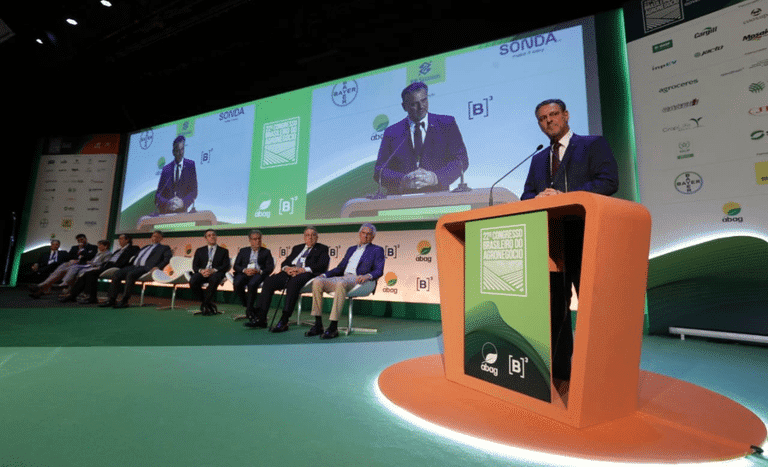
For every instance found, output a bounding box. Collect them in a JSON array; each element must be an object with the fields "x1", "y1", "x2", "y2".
[{"x1": 378, "y1": 192, "x2": 766, "y2": 462}]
